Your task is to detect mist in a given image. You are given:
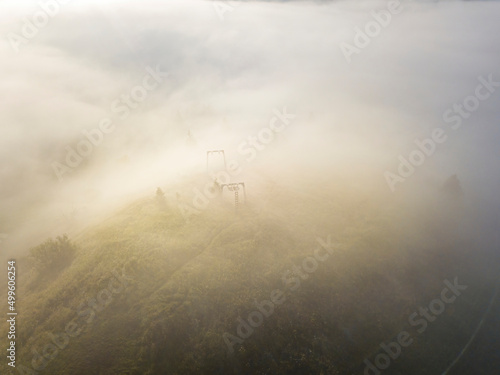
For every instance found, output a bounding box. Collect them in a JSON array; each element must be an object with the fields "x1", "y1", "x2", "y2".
[
  {"x1": 2, "y1": 1, "x2": 500, "y2": 374},
  {"x1": 1, "y1": 0, "x2": 499, "y2": 266}
]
